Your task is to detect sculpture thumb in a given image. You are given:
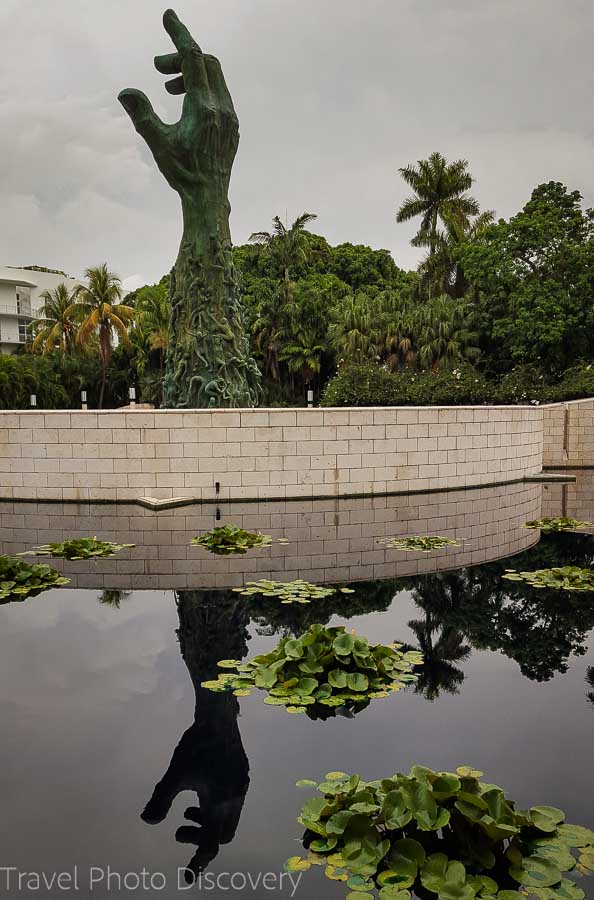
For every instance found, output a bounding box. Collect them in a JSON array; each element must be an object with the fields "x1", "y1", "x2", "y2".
[{"x1": 118, "y1": 89, "x2": 164, "y2": 146}]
